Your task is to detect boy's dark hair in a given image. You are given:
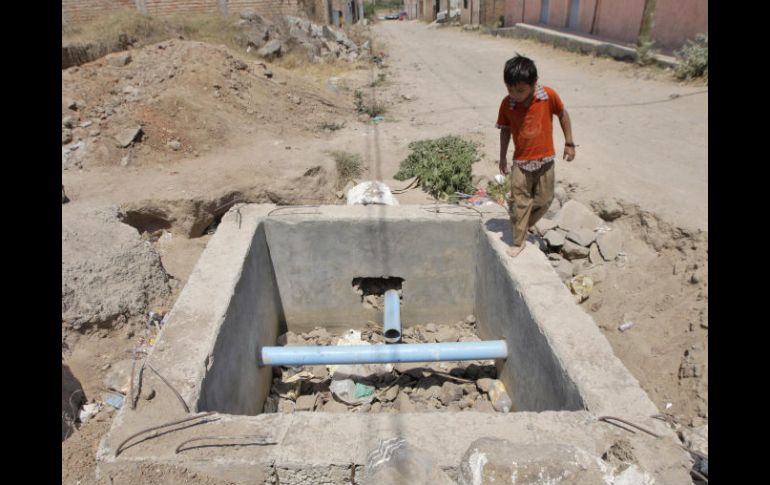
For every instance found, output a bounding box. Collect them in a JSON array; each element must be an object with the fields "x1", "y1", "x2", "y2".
[{"x1": 504, "y1": 55, "x2": 538, "y2": 86}]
